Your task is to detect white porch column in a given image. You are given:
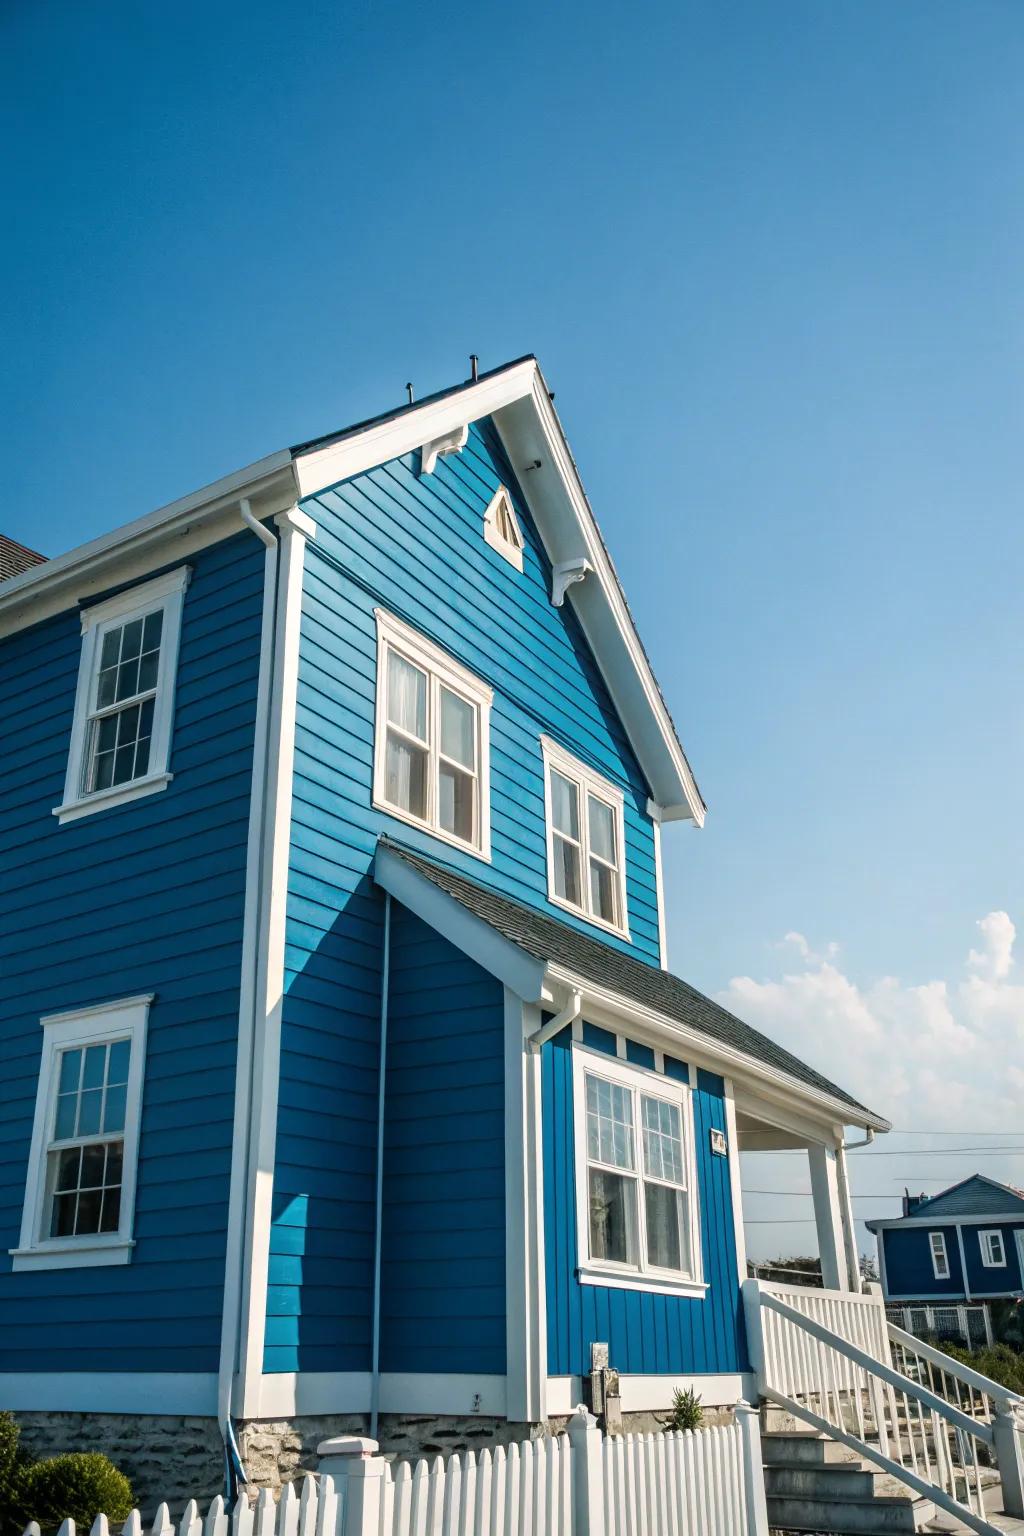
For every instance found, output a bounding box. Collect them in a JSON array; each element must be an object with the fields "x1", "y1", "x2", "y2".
[
  {"x1": 808, "y1": 1142, "x2": 851, "y2": 1291},
  {"x1": 835, "y1": 1143, "x2": 862, "y2": 1293}
]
